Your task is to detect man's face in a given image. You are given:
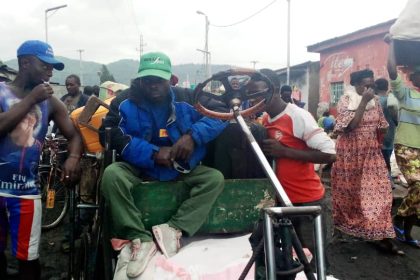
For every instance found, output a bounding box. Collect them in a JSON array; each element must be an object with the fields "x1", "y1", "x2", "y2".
[
  {"x1": 280, "y1": 90, "x2": 292, "y2": 103},
  {"x1": 65, "y1": 77, "x2": 80, "y2": 95},
  {"x1": 355, "y1": 77, "x2": 375, "y2": 95},
  {"x1": 230, "y1": 78, "x2": 240, "y2": 90},
  {"x1": 26, "y1": 57, "x2": 53, "y2": 85},
  {"x1": 246, "y1": 80, "x2": 268, "y2": 105},
  {"x1": 140, "y1": 76, "x2": 170, "y2": 103}
]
